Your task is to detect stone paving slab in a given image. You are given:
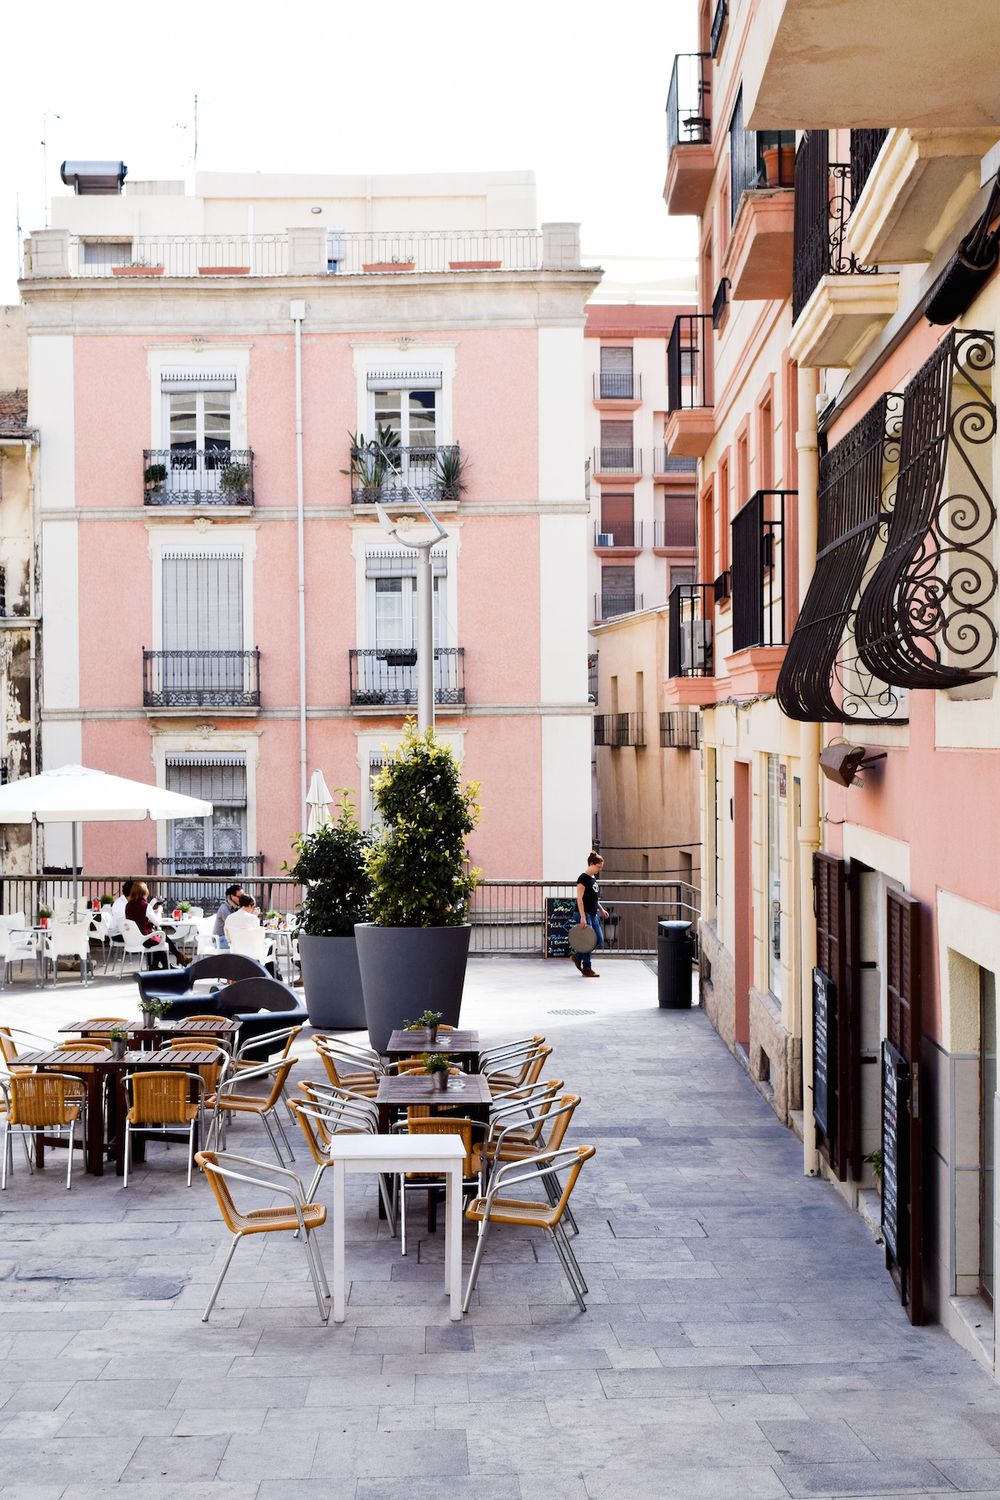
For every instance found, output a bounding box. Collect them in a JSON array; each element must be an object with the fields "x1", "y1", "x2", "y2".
[{"x1": 2, "y1": 958, "x2": 1000, "y2": 1497}]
